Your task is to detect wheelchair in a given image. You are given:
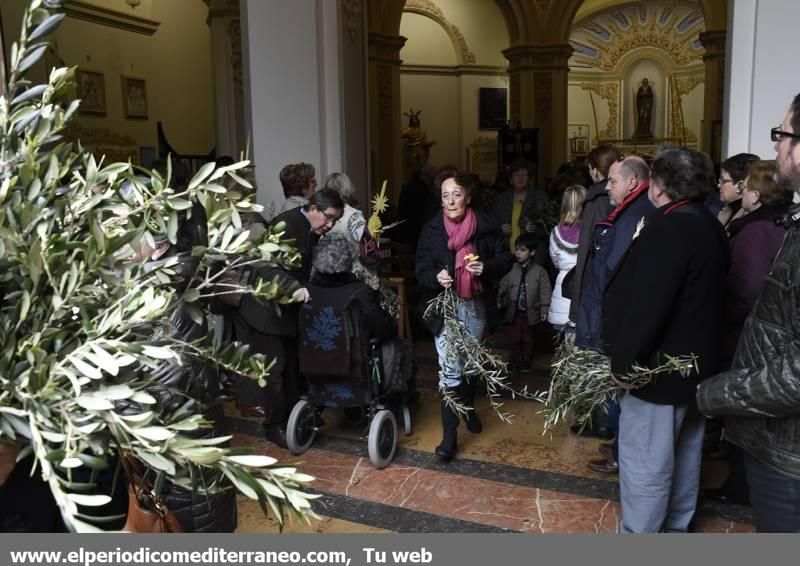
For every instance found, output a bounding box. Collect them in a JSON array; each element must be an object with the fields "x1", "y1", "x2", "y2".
[{"x1": 286, "y1": 300, "x2": 415, "y2": 468}]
